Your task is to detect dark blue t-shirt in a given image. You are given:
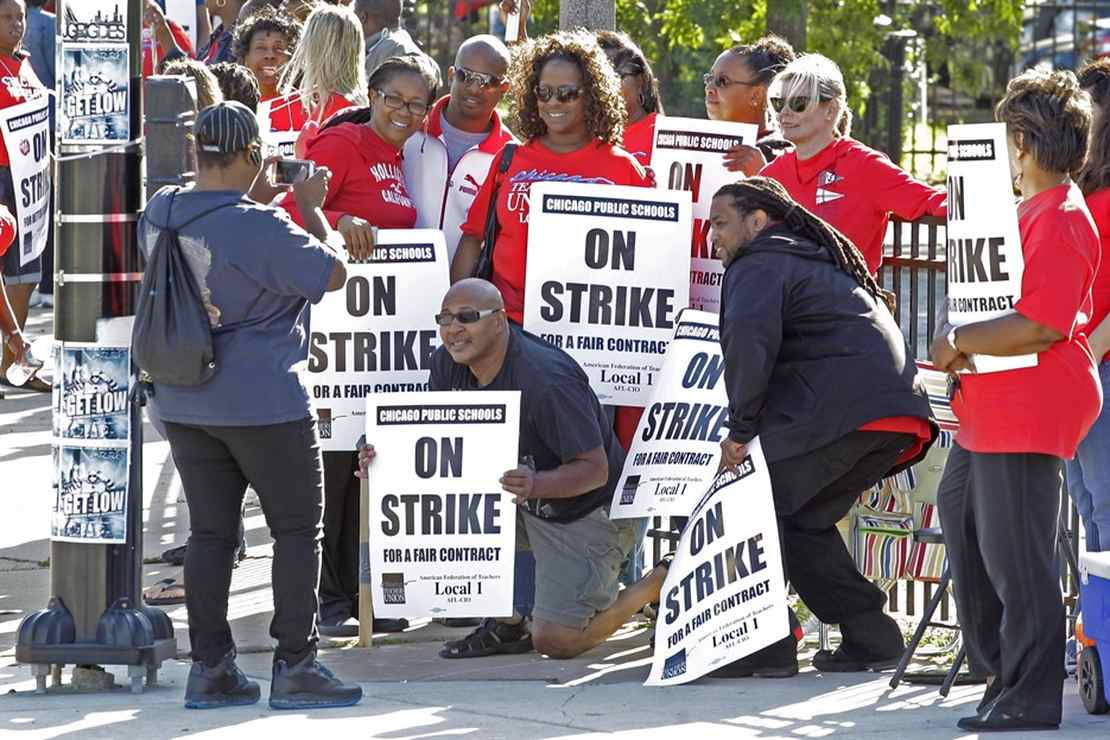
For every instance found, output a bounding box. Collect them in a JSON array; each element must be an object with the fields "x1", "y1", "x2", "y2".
[
  {"x1": 139, "y1": 186, "x2": 339, "y2": 426},
  {"x1": 429, "y1": 325, "x2": 624, "y2": 522}
]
